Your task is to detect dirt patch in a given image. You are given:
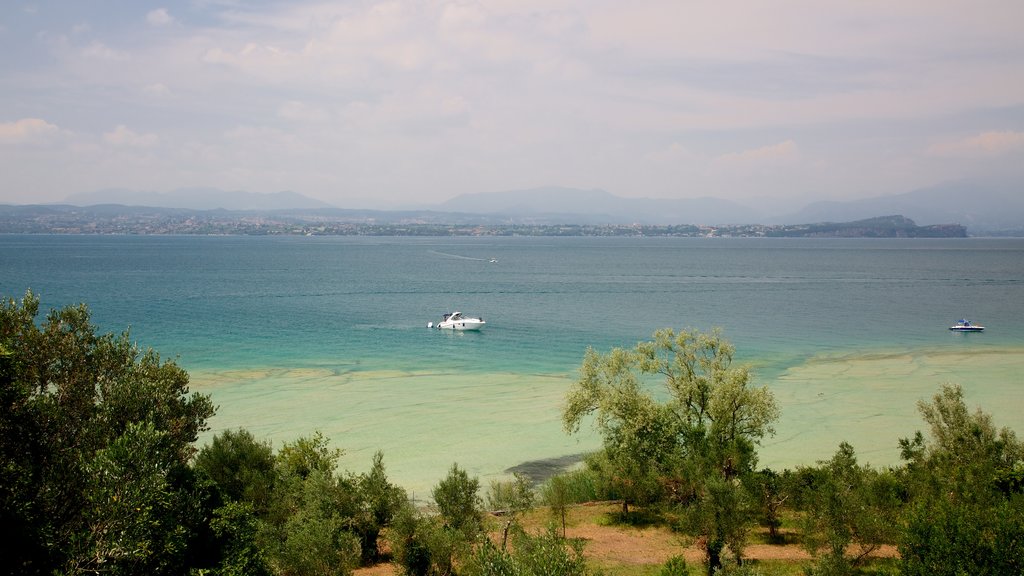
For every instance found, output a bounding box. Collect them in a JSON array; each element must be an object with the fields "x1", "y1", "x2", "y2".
[{"x1": 353, "y1": 502, "x2": 897, "y2": 575}]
